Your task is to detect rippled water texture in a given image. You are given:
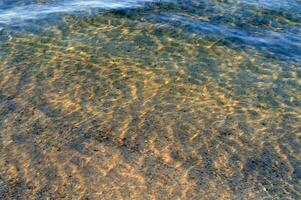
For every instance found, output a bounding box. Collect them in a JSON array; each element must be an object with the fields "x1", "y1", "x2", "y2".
[{"x1": 0, "y1": 0, "x2": 301, "y2": 199}]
